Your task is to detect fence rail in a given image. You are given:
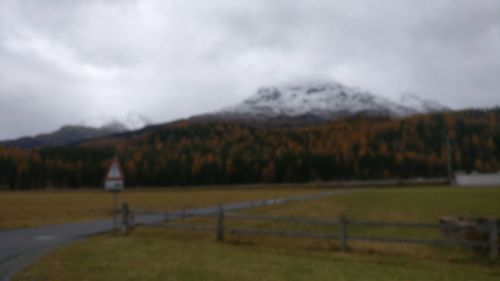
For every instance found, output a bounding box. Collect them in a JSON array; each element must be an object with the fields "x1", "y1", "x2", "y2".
[
  {"x1": 227, "y1": 227, "x2": 340, "y2": 240},
  {"x1": 126, "y1": 205, "x2": 499, "y2": 260},
  {"x1": 225, "y1": 213, "x2": 341, "y2": 226}
]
